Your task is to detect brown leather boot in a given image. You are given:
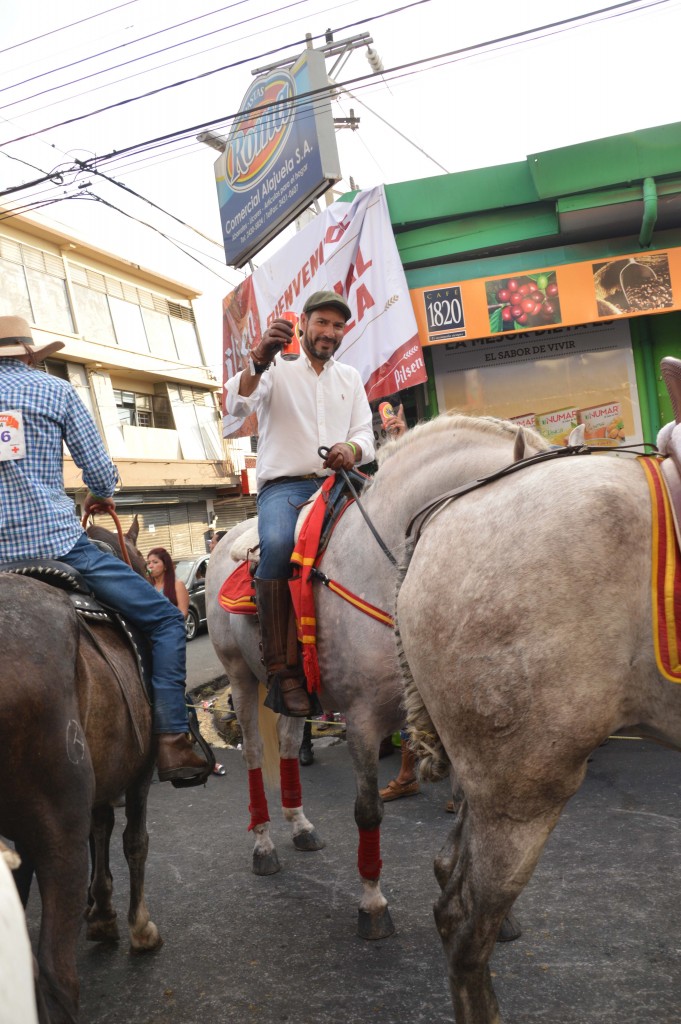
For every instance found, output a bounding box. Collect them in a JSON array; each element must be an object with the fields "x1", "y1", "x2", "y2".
[
  {"x1": 156, "y1": 733, "x2": 211, "y2": 783},
  {"x1": 254, "y1": 578, "x2": 311, "y2": 717}
]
